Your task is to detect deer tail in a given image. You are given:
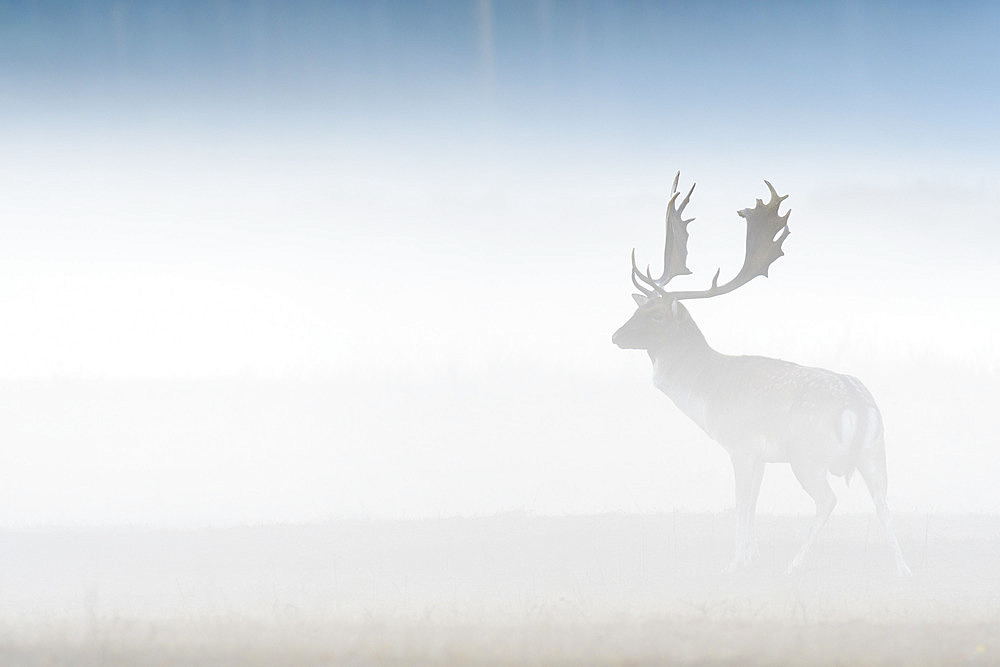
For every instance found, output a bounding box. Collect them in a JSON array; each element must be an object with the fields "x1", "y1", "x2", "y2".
[{"x1": 839, "y1": 382, "x2": 881, "y2": 484}]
